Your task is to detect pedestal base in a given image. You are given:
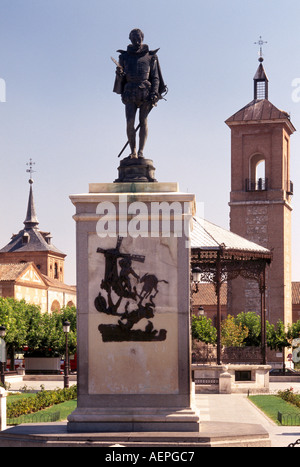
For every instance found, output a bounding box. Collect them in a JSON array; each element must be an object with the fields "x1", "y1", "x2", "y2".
[
  {"x1": 67, "y1": 407, "x2": 200, "y2": 433},
  {"x1": 0, "y1": 422, "x2": 271, "y2": 447},
  {"x1": 115, "y1": 157, "x2": 157, "y2": 183},
  {"x1": 69, "y1": 182, "x2": 198, "y2": 435}
]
